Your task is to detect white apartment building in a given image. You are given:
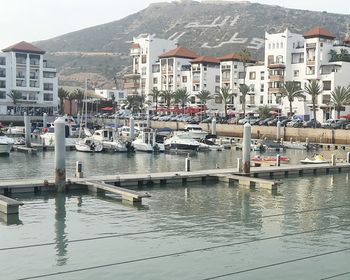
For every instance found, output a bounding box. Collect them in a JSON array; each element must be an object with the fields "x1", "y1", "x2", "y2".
[
  {"x1": 0, "y1": 41, "x2": 58, "y2": 115},
  {"x1": 263, "y1": 27, "x2": 350, "y2": 121},
  {"x1": 124, "y1": 35, "x2": 177, "y2": 98},
  {"x1": 94, "y1": 89, "x2": 127, "y2": 102}
]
